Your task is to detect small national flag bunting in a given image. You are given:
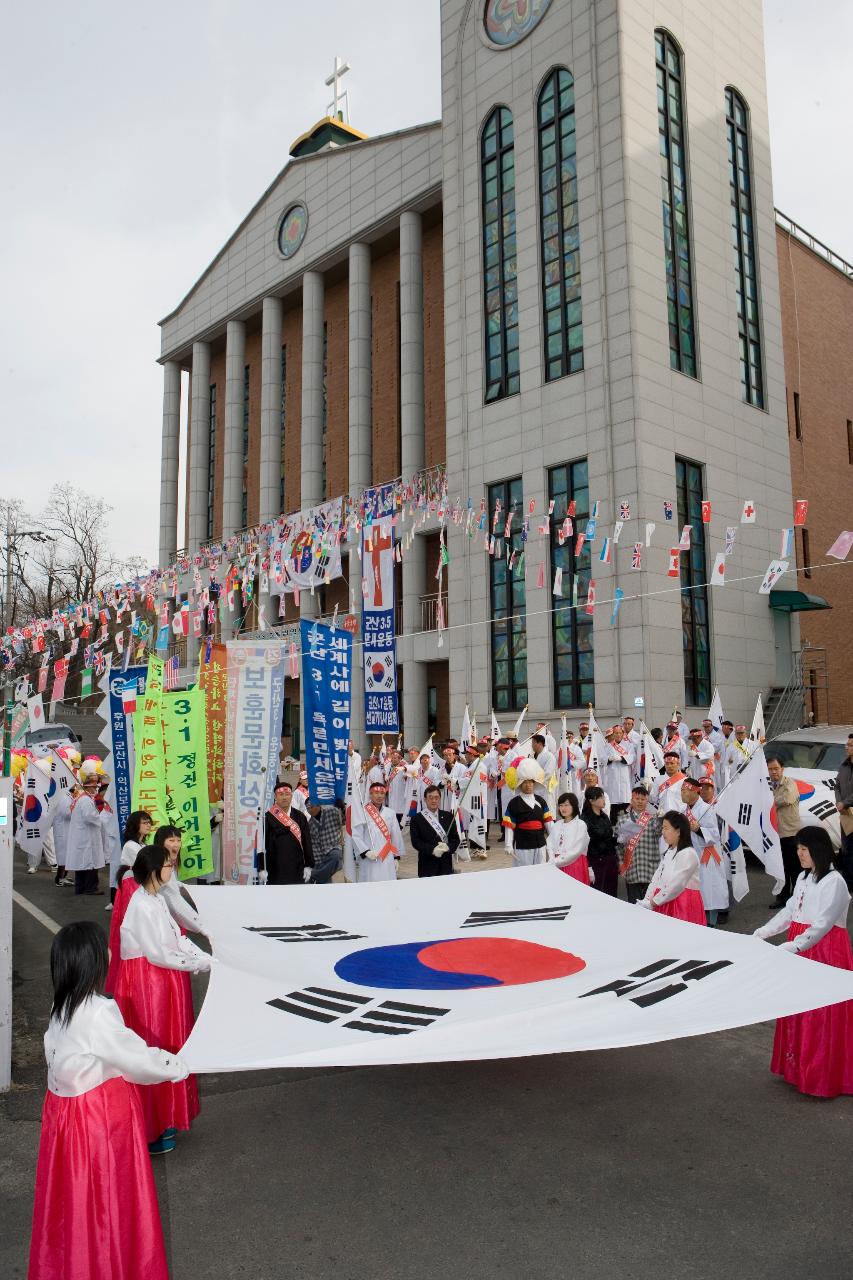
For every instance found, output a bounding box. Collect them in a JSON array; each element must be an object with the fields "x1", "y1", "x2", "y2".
[
  {"x1": 710, "y1": 553, "x2": 727, "y2": 587},
  {"x1": 741, "y1": 501, "x2": 756, "y2": 524},
  {"x1": 610, "y1": 587, "x2": 625, "y2": 625},
  {"x1": 725, "y1": 527, "x2": 737, "y2": 554},
  {"x1": 779, "y1": 528, "x2": 794, "y2": 558},
  {"x1": 553, "y1": 567, "x2": 563, "y2": 597},
  {"x1": 826, "y1": 531, "x2": 853, "y2": 561},
  {"x1": 759, "y1": 560, "x2": 789, "y2": 594},
  {"x1": 599, "y1": 539, "x2": 611, "y2": 564},
  {"x1": 794, "y1": 499, "x2": 809, "y2": 527},
  {"x1": 645, "y1": 522, "x2": 655, "y2": 547},
  {"x1": 701, "y1": 501, "x2": 712, "y2": 523},
  {"x1": 632, "y1": 543, "x2": 642, "y2": 570},
  {"x1": 668, "y1": 548, "x2": 681, "y2": 577},
  {"x1": 619, "y1": 502, "x2": 631, "y2": 521},
  {"x1": 584, "y1": 580, "x2": 596, "y2": 614},
  {"x1": 664, "y1": 500, "x2": 673, "y2": 521}
]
